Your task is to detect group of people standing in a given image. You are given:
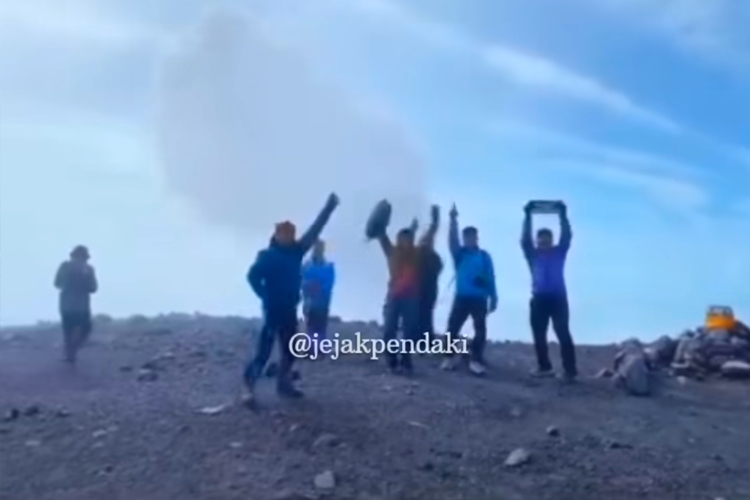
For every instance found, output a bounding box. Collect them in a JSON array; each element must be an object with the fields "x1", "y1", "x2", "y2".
[
  {"x1": 50, "y1": 194, "x2": 578, "y2": 407},
  {"x1": 240, "y1": 195, "x2": 578, "y2": 407}
]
